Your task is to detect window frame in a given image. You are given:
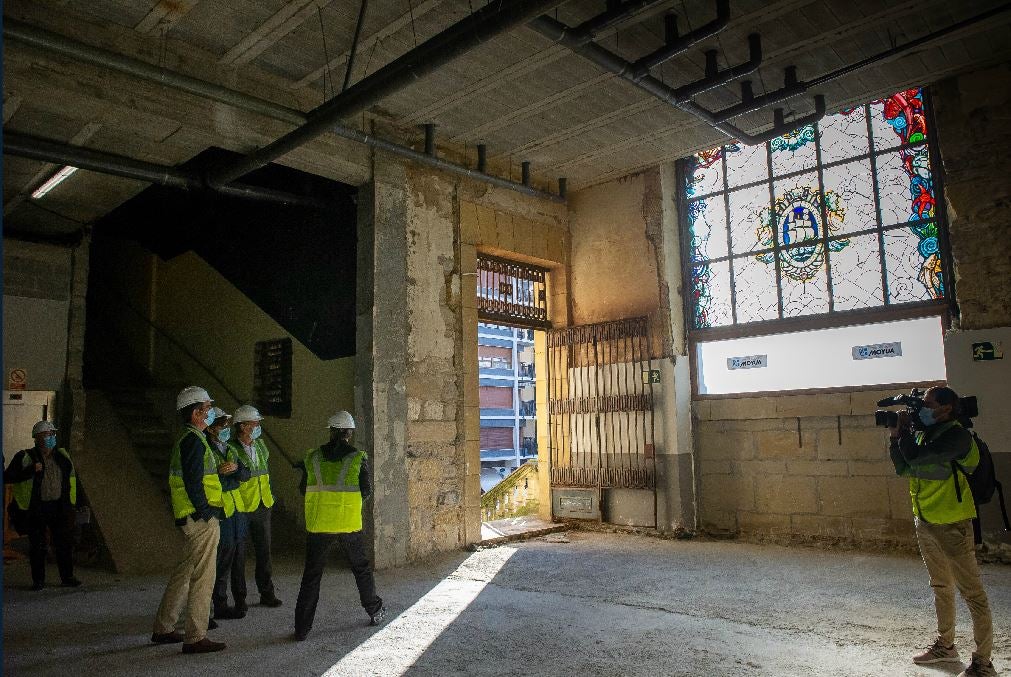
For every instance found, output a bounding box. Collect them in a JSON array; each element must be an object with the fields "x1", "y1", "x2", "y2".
[{"x1": 676, "y1": 87, "x2": 957, "y2": 398}]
